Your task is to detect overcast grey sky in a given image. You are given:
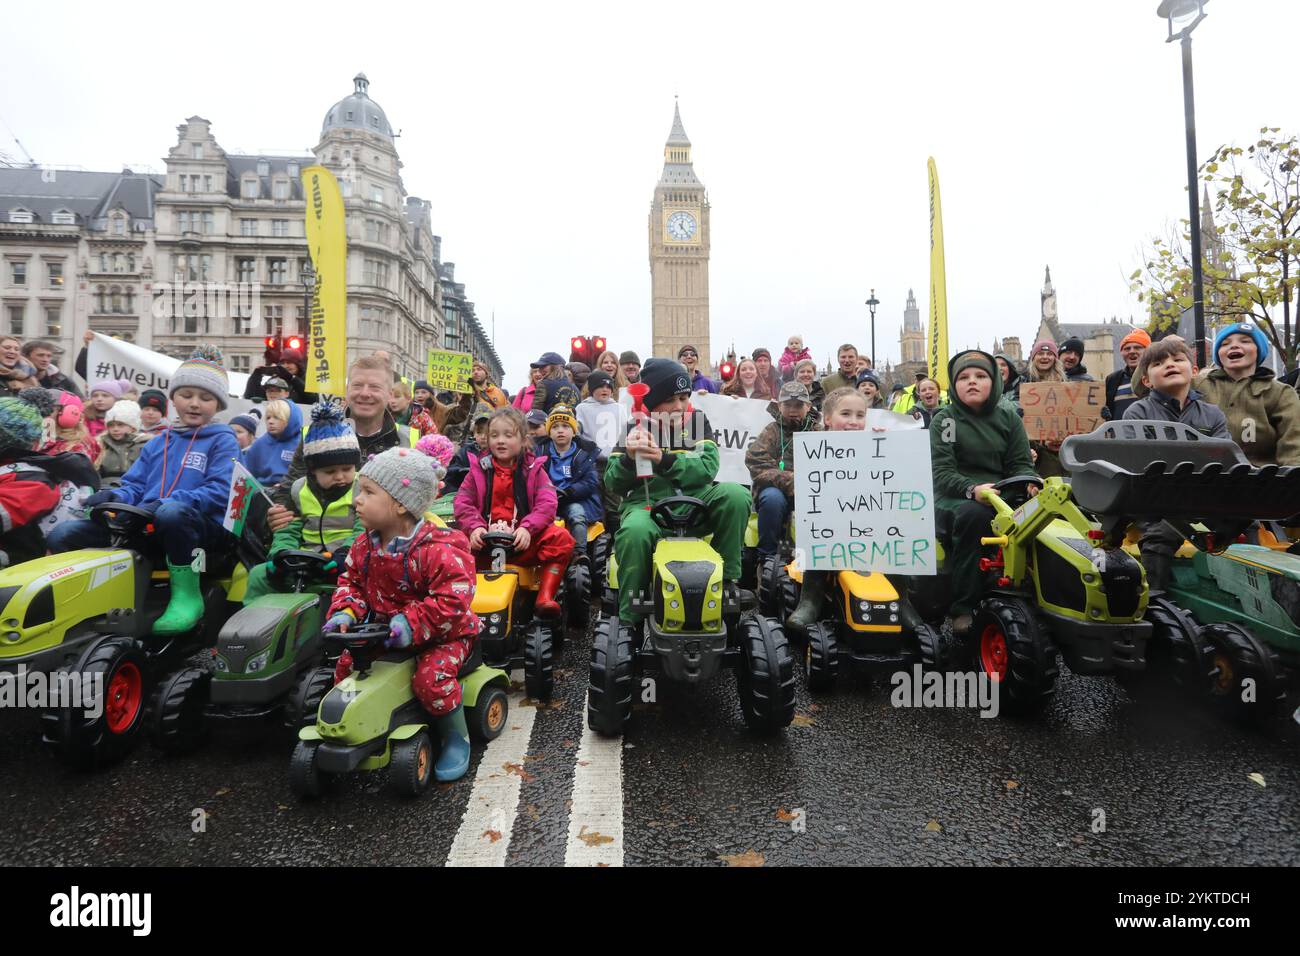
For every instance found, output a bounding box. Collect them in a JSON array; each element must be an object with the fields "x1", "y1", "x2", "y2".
[{"x1": 2, "y1": 0, "x2": 1295, "y2": 386}]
